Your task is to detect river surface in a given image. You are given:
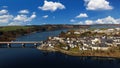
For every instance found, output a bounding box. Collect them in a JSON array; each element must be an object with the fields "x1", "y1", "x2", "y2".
[{"x1": 0, "y1": 29, "x2": 120, "y2": 68}]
